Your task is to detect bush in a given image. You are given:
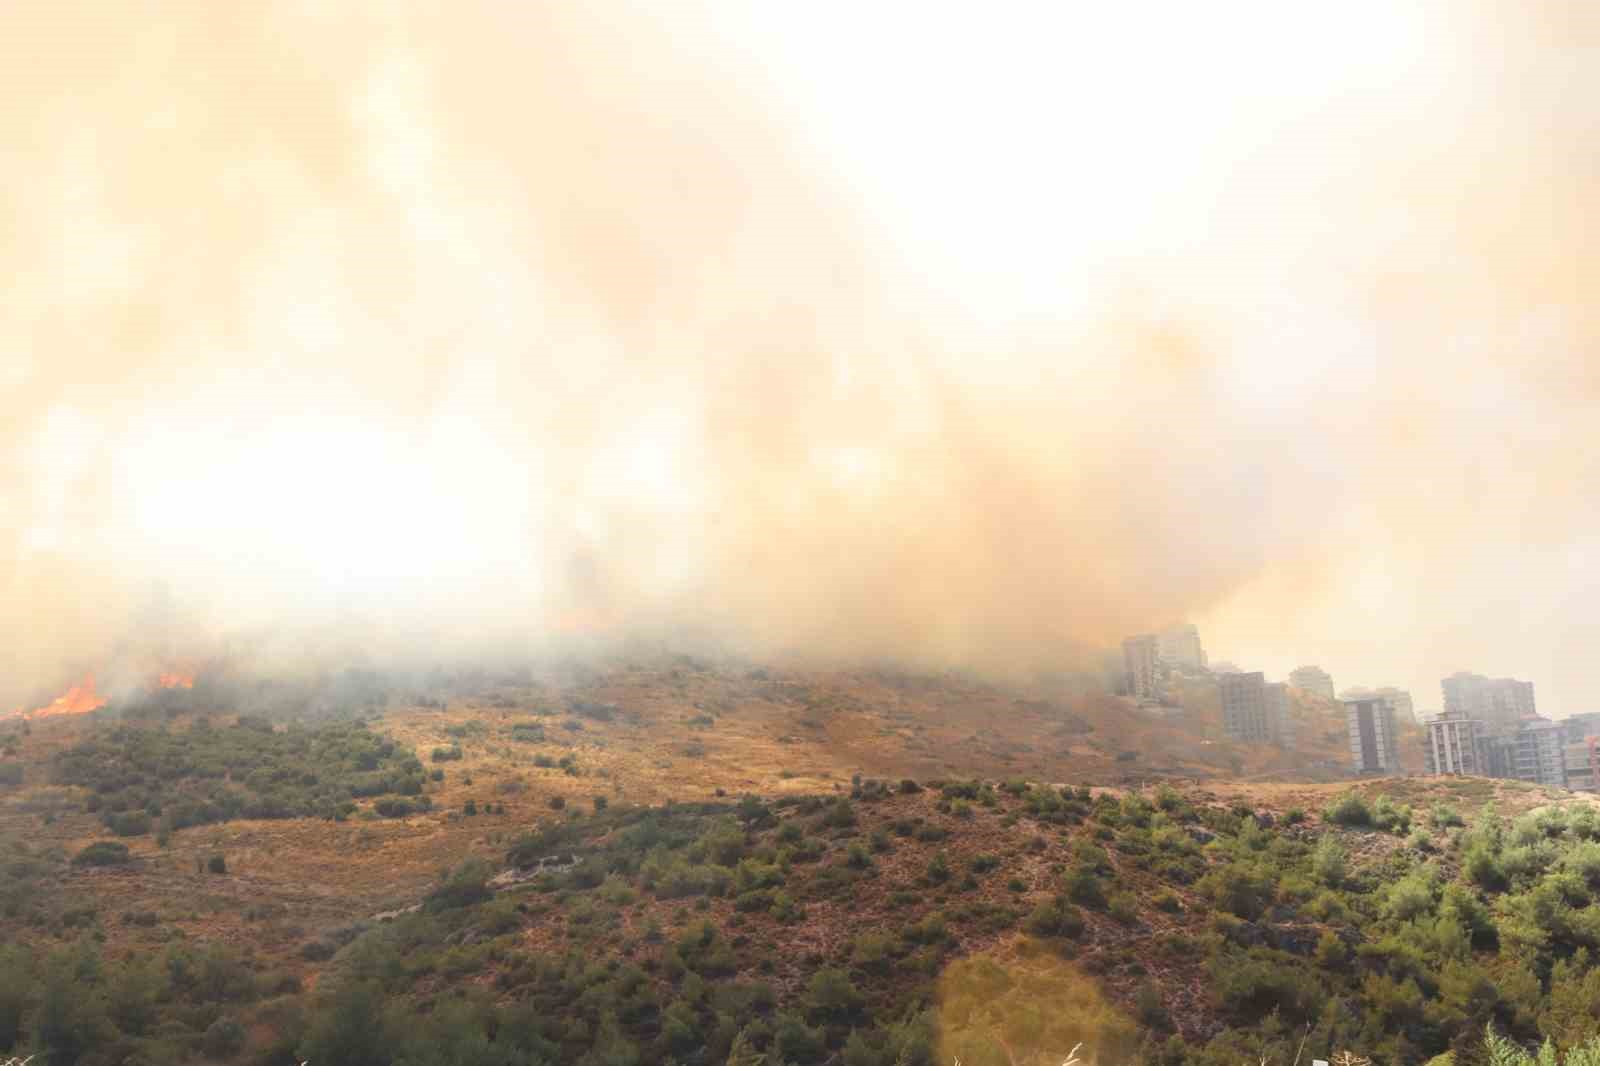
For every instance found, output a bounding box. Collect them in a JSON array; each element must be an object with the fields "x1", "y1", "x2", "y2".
[
  {"x1": 805, "y1": 967, "x2": 863, "y2": 1022},
  {"x1": 1025, "y1": 895, "x2": 1085, "y2": 939},
  {"x1": 72, "y1": 841, "x2": 131, "y2": 867},
  {"x1": 1108, "y1": 891, "x2": 1139, "y2": 924},
  {"x1": 1324, "y1": 792, "x2": 1373, "y2": 827},
  {"x1": 1208, "y1": 947, "x2": 1326, "y2": 1024},
  {"x1": 1064, "y1": 866, "x2": 1106, "y2": 909},
  {"x1": 1199, "y1": 863, "x2": 1273, "y2": 920},
  {"x1": 851, "y1": 931, "x2": 895, "y2": 974},
  {"x1": 1467, "y1": 842, "x2": 1508, "y2": 892},
  {"x1": 817, "y1": 798, "x2": 856, "y2": 829},
  {"x1": 208, "y1": 853, "x2": 228, "y2": 874},
  {"x1": 425, "y1": 861, "x2": 493, "y2": 912},
  {"x1": 202, "y1": 1016, "x2": 247, "y2": 1058},
  {"x1": 1312, "y1": 838, "x2": 1347, "y2": 887},
  {"x1": 1373, "y1": 795, "x2": 1412, "y2": 834},
  {"x1": 106, "y1": 810, "x2": 152, "y2": 837}
]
